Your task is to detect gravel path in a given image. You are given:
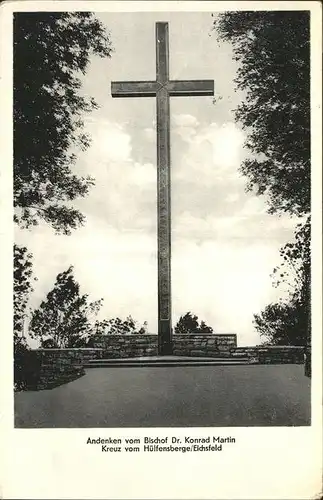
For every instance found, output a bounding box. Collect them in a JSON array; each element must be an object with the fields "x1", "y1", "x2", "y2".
[{"x1": 15, "y1": 364, "x2": 310, "y2": 427}]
